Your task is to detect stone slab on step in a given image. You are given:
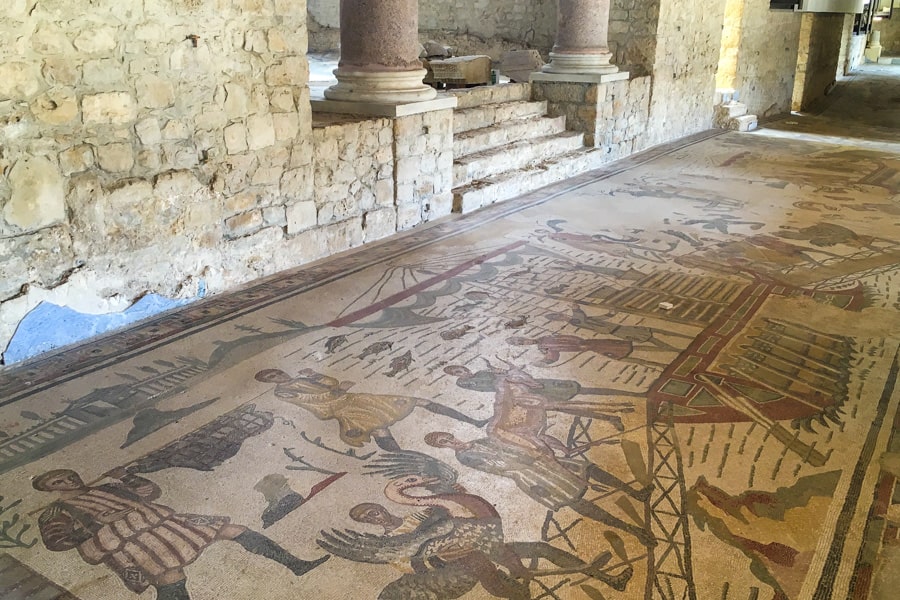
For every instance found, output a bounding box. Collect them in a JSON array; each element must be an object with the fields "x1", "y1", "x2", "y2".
[
  {"x1": 731, "y1": 114, "x2": 758, "y2": 132},
  {"x1": 453, "y1": 147, "x2": 606, "y2": 213},
  {"x1": 453, "y1": 115, "x2": 567, "y2": 157},
  {"x1": 453, "y1": 131, "x2": 585, "y2": 188},
  {"x1": 442, "y1": 82, "x2": 532, "y2": 109},
  {"x1": 453, "y1": 100, "x2": 548, "y2": 134},
  {"x1": 716, "y1": 101, "x2": 748, "y2": 119}
]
